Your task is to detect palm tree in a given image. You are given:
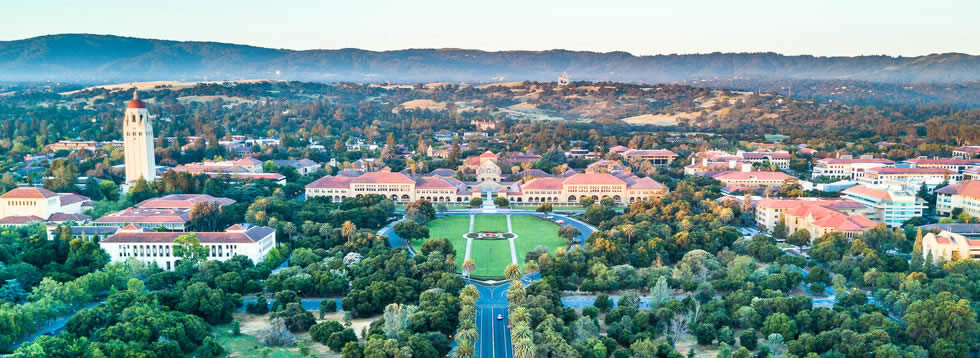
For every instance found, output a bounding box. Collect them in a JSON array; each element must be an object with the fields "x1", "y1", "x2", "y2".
[
  {"x1": 511, "y1": 324, "x2": 532, "y2": 342},
  {"x1": 341, "y1": 220, "x2": 356, "y2": 242},
  {"x1": 524, "y1": 260, "x2": 538, "y2": 275},
  {"x1": 462, "y1": 258, "x2": 476, "y2": 278},
  {"x1": 621, "y1": 224, "x2": 635, "y2": 246},
  {"x1": 457, "y1": 328, "x2": 478, "y2": 344},
  {"x1": 454, "y1": 340, "x2": 475, "y2": 358},
  {"x1": 513, "y1": 337, "x2": 535, "y2": 358},
  {"x1": 504, "y1": 264, "x2": 522, "y2": 281},
  {"x1": 462, "y1": 284, "x2": 480, "y2": 300}
]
